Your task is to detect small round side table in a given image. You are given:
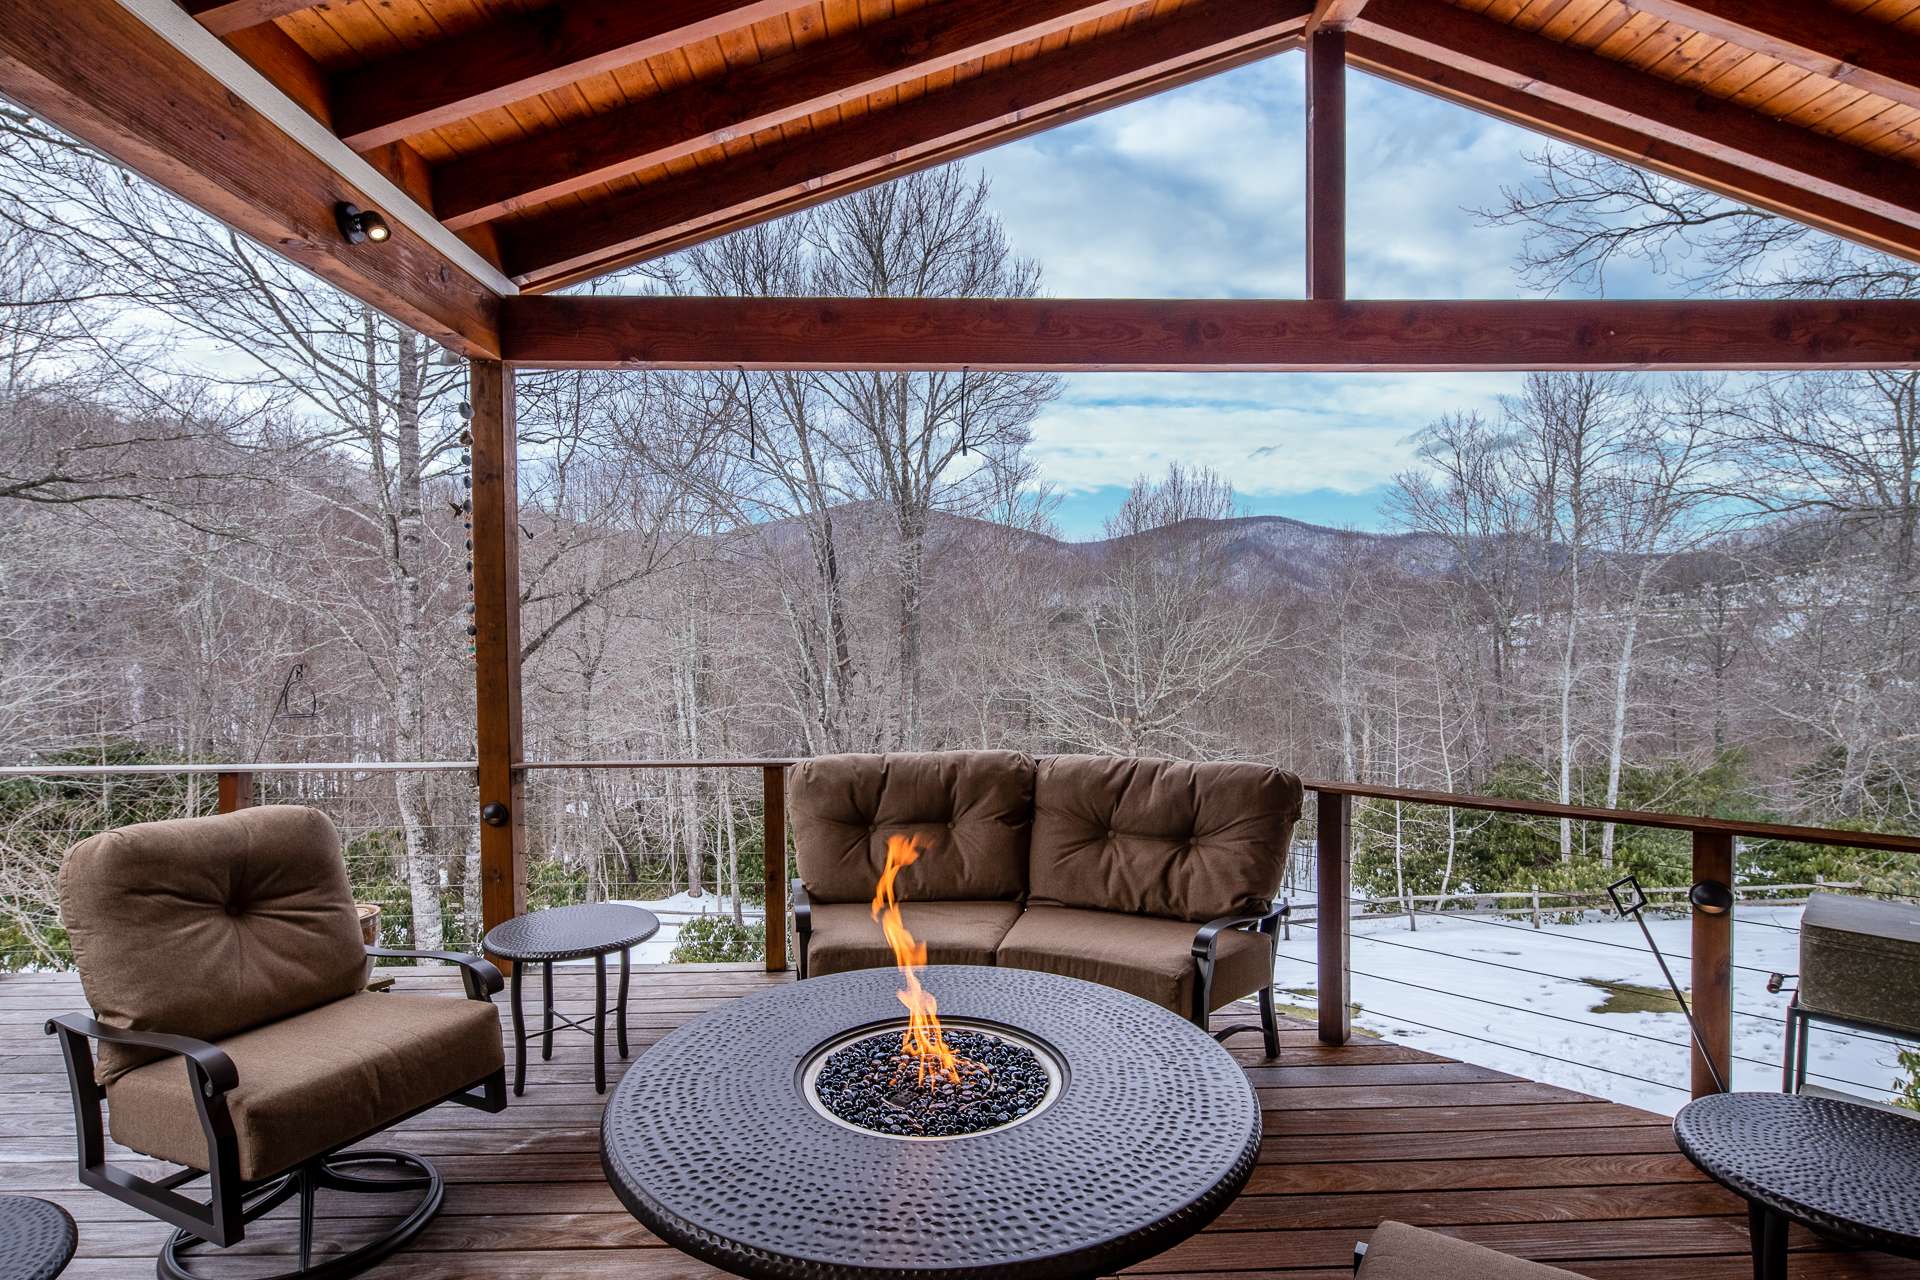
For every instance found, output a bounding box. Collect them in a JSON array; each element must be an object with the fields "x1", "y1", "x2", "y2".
[
  {"x1": 483, "y1": 903, "x2": 660, "y2": 1095},
  {"x1": 0, "y1": 1195, "x2": 77, "y2": 1280},
  {"x1": 1674, "y1": 1092, "x2": 1920, "y2": 1279}
]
